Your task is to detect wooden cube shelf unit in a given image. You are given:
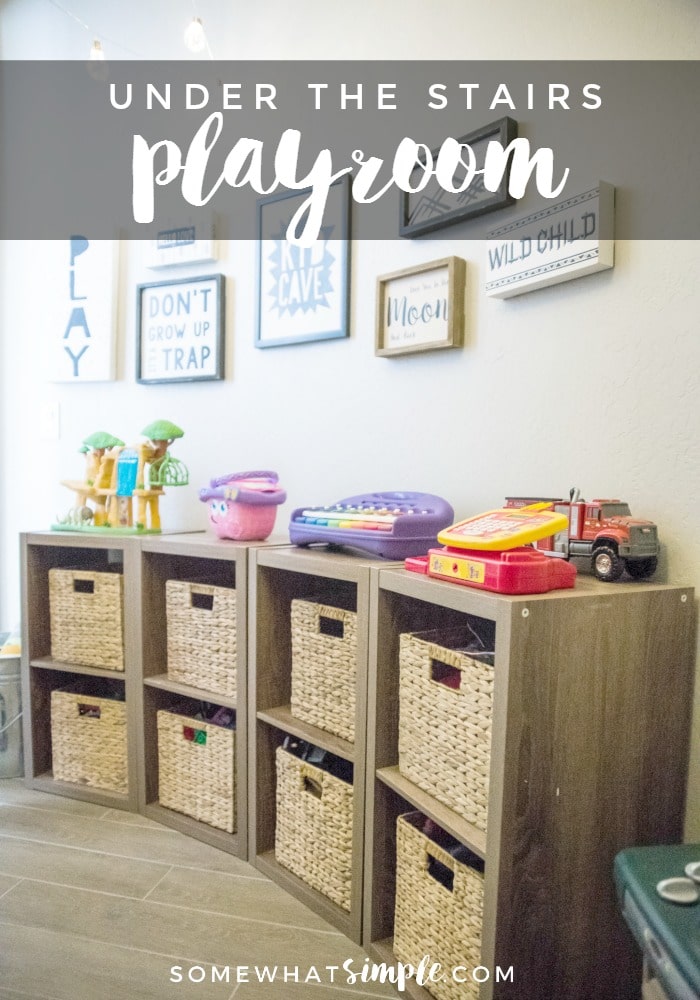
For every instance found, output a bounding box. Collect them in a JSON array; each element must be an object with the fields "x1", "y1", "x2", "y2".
[
  {"x1": 20, "y1": 532, "x2": 141, "y2": 811},
  {"x1": 138, "y1": 533, "x2": 251, "y2": 858},
  {"x1": 248, "y1": 546, "x2": 379, "y2": 945},
  {"x1": 363, "y1": 568, "x2": 696, "y2": 1000}
]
